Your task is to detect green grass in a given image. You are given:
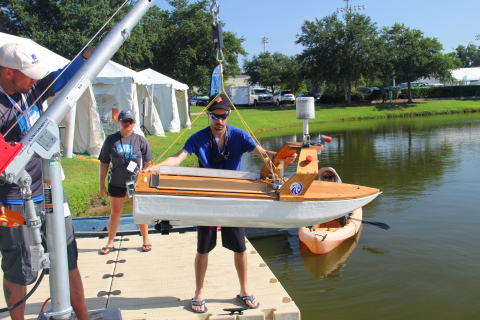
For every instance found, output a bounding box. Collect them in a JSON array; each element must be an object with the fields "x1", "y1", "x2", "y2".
[{"x1": 63, "y1": 99, "x2": 480, "y2": 216}]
